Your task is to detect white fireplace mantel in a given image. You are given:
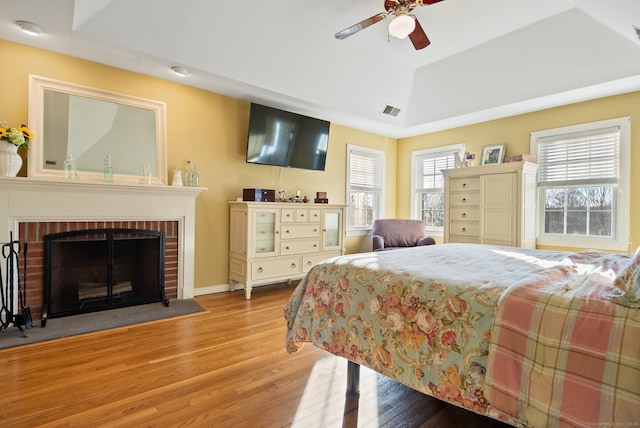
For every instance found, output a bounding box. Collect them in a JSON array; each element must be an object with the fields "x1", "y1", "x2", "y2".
[{"x1": 0, "y1": 176, "x2": 205, "y2": 299}]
